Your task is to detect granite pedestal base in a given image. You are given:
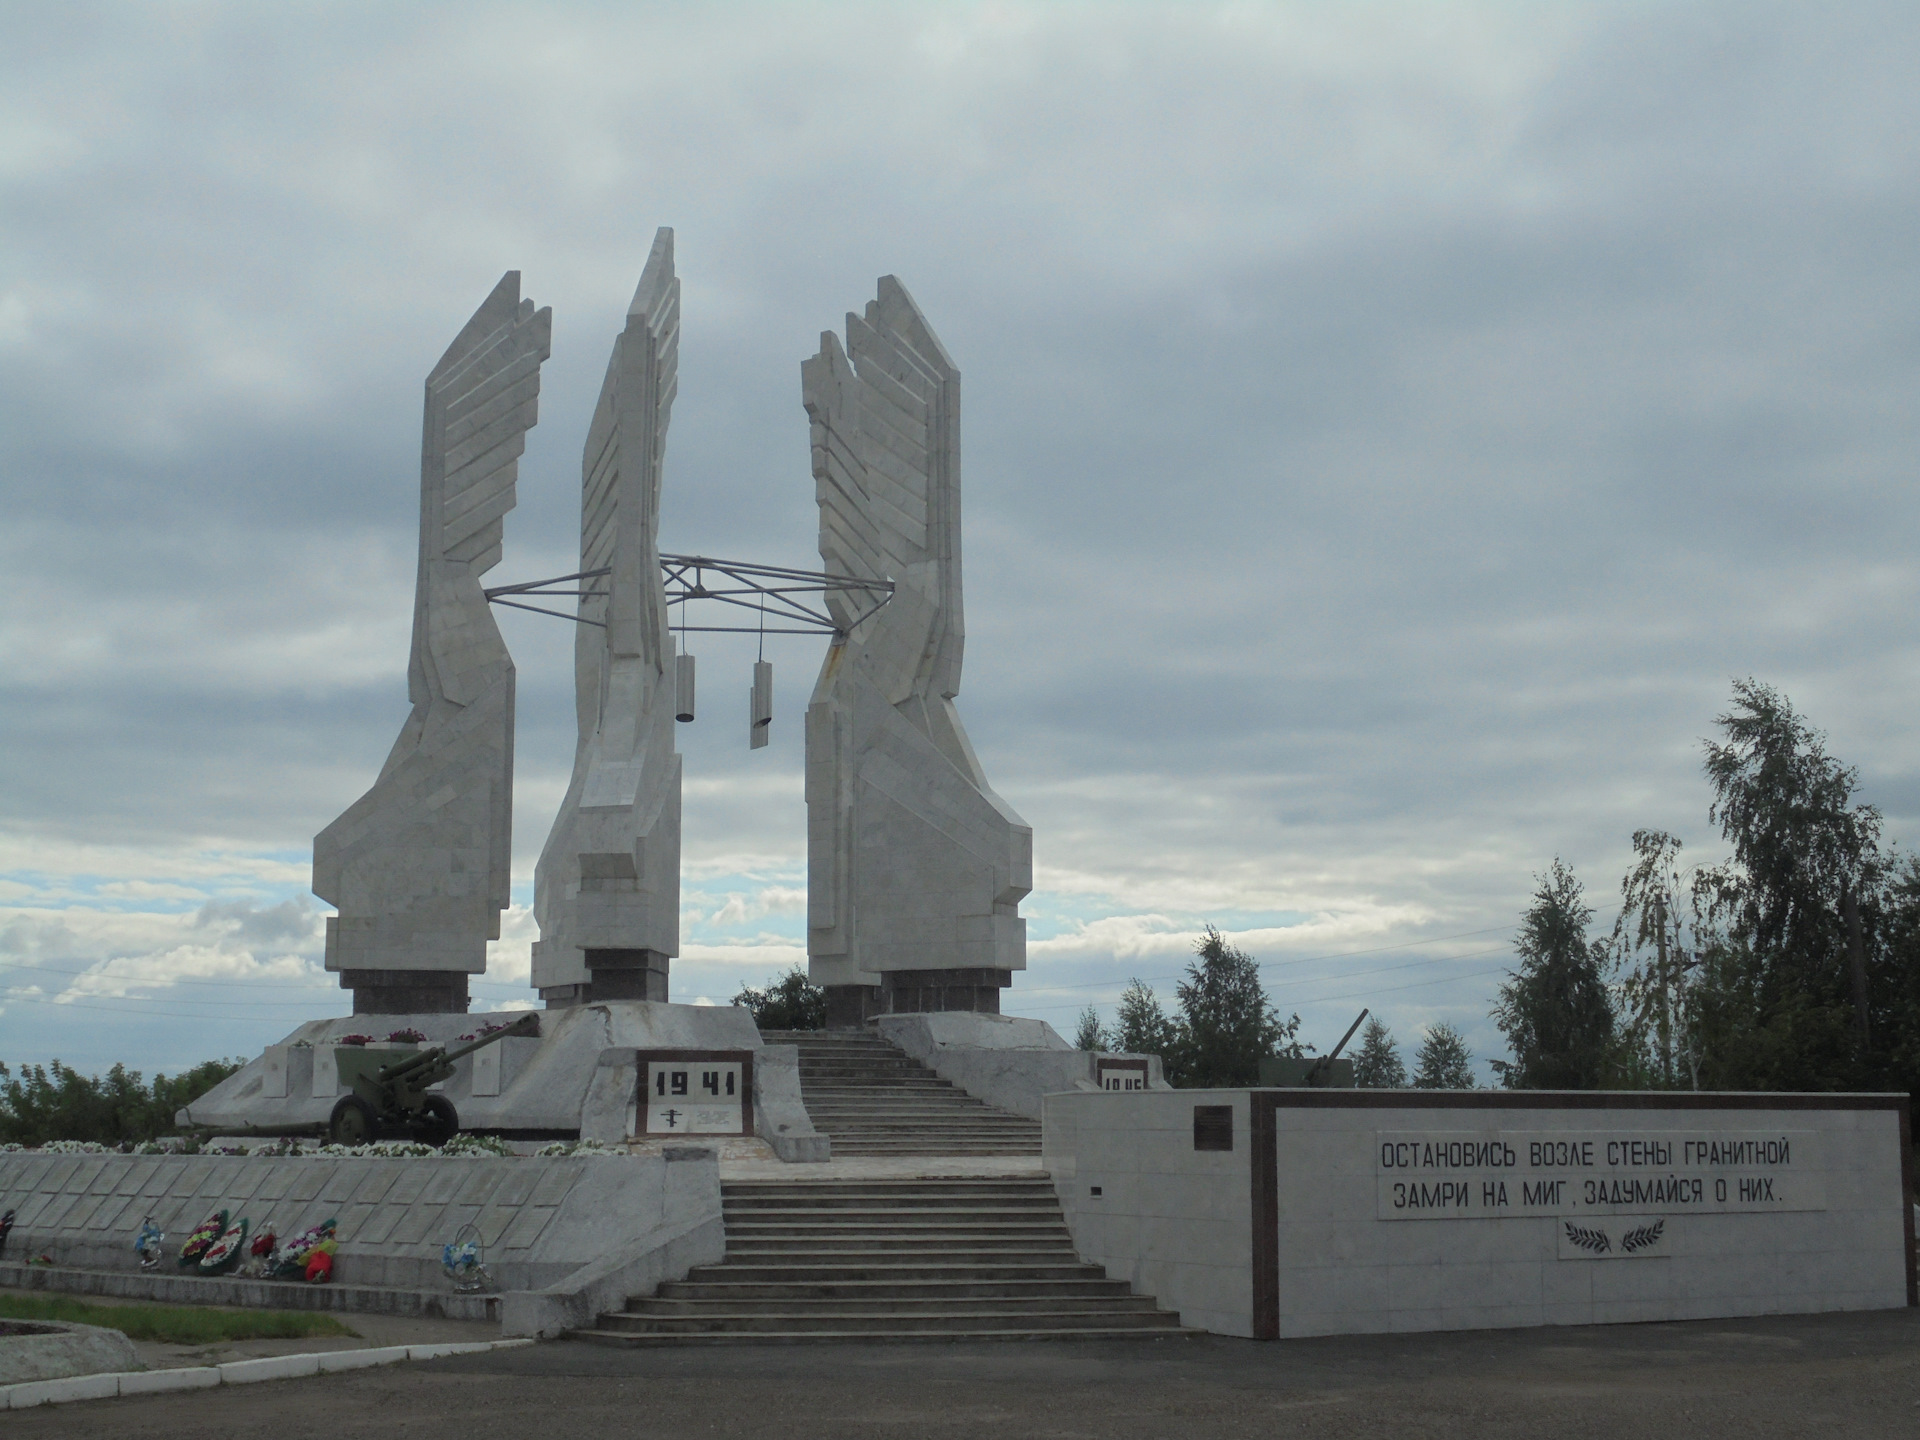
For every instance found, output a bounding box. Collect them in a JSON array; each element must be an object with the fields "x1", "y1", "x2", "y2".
[
  {"x1": 540, "y1": 949, "x2": 669, "y2": 1008},
  {"x1": 340, "y1": 970, "x2": 470, "y2": 1015},
  {"x1": 824, "y1": 970, "x2": 1010, "y2": 1027}
]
